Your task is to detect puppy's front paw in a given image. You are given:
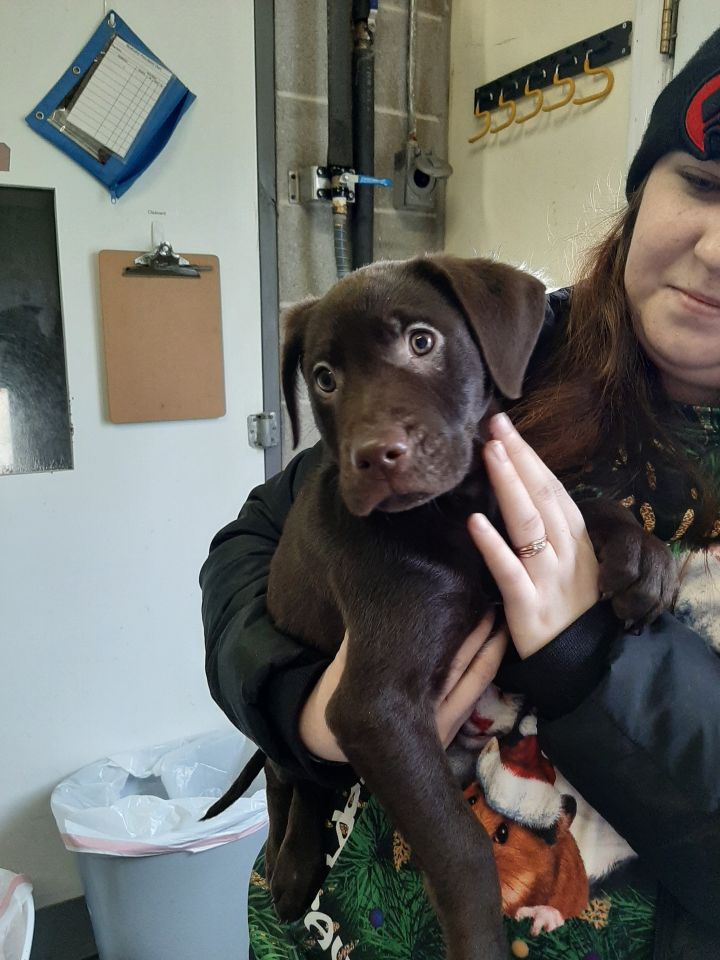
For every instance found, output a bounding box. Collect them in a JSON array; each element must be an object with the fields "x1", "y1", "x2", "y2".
[
  {"x1": 578, "y1": 498, "x2": 678, "y2": 627},
  {"x1": 596, "y1": 525, "x2": 678, "y2": 626}
]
